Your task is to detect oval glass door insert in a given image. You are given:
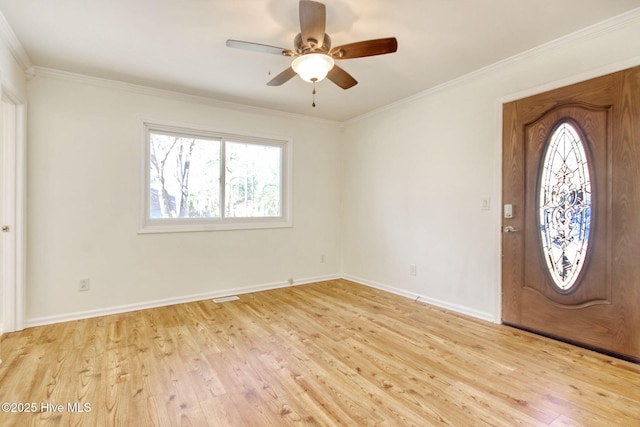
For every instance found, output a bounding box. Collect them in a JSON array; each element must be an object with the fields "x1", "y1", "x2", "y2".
[{"x1": 538, "y1": 121, "x2": 592, "y2": 291}]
